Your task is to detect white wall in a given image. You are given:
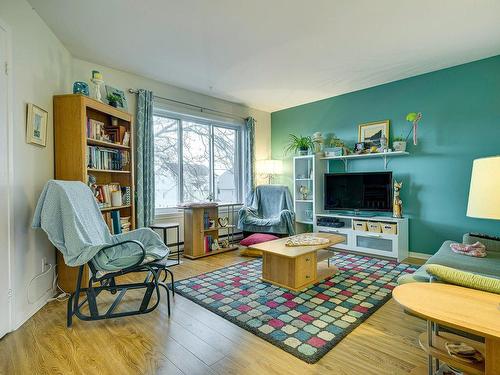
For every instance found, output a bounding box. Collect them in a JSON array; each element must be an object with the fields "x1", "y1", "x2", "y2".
[{"x1": 0, "y1": 0, "x2": 72, "y2": 329}]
